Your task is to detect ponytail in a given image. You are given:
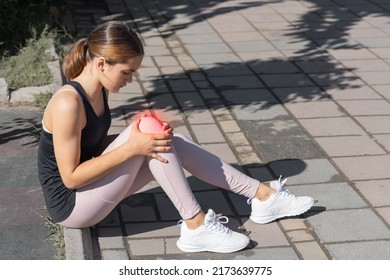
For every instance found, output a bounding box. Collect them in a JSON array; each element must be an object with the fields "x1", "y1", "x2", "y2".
[
  {"x1": 62, "y1": 38, "x2": 89, "y2": 80},
  {"x1": 62, "y1": 21, "x2": 144, "y2": 80}
]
